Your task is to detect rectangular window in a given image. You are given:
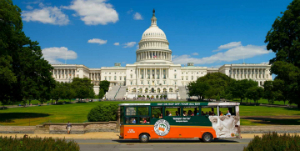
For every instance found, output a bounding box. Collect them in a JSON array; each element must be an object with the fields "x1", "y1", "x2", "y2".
[
  {"x1": 126, "y1": 107, "x2": 136, "y2": 116},
  {"x1": 186, "y1": 76, "x2": 188, "y2": 80},
  {"x1": 164, "y1": 81, "x2": 166, "y2": 84},
  {"x1": 105, "y1": 76, "x2": 107, "y2": 80},
  {"x1": 114, "y1": 76, "x2": 116, "y2": 80},
  {"x1": 174, "y1": 75, "x2": 177, "y2": 79},
  {"x1": 183, "y1": 106, "x2": 200, "y2": 116},
  {"x1": 202, "y1": 106, "x2": 218, "y2": 116},
  {"x1": 151, "y1": 107, "x2": 163, "y2": 118},
  {"x1": 141, "y1": 81, "x2": 143, "y2": 84},
  {"x1": 125, "y1": 117, "x2": 137, "y2": 124},
  {"x1": 138, "y1": 107, "x2": 149, "y2": 116},
  {"x1": 120, "y1": 76, "x2": 122, "y2": 80},
  {"x1": 109, "y1": 77, "x2": 111, "y2": 80},
  {"x1": 165, "y1": 106, "x2": 181, "y2": 116},
  {"x1": 124, "y1": 76, "x2": 126, "y2": 80}
]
